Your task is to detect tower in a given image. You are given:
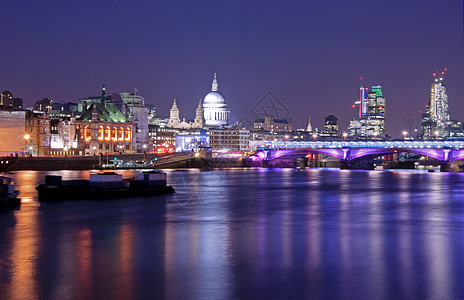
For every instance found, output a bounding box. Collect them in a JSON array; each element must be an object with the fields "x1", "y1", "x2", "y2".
[
  {"x1": 430, "y1": 70, "x2": 450, "y2": 131},
  {"x1": 167, "y1": 99, "x2": 181, "y2": 128},
  {"x1": 194, "y1": 99, "x2": 204, "y2": 128},
  {"x1": 101, "y1": 84, "x2": 107, "y2": 105},
  {"x1": 306, "y1": 115, "x2": 313, "y2": 132}
]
